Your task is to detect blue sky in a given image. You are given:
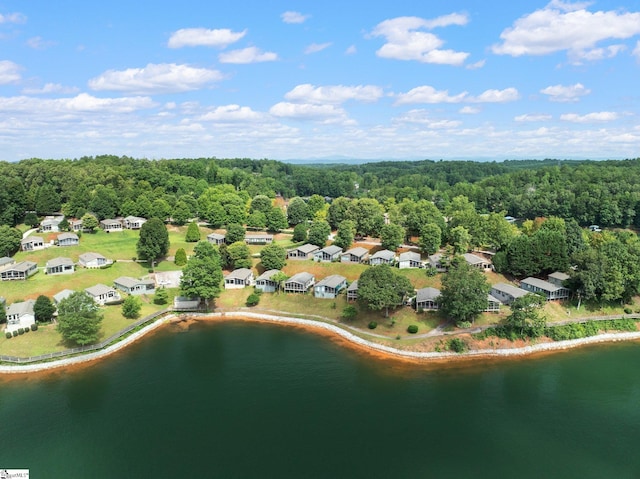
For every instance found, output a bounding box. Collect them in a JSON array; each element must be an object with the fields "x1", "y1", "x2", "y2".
[{"x1": 1, "y1": 0, "x2": 640, "y2": 162}]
